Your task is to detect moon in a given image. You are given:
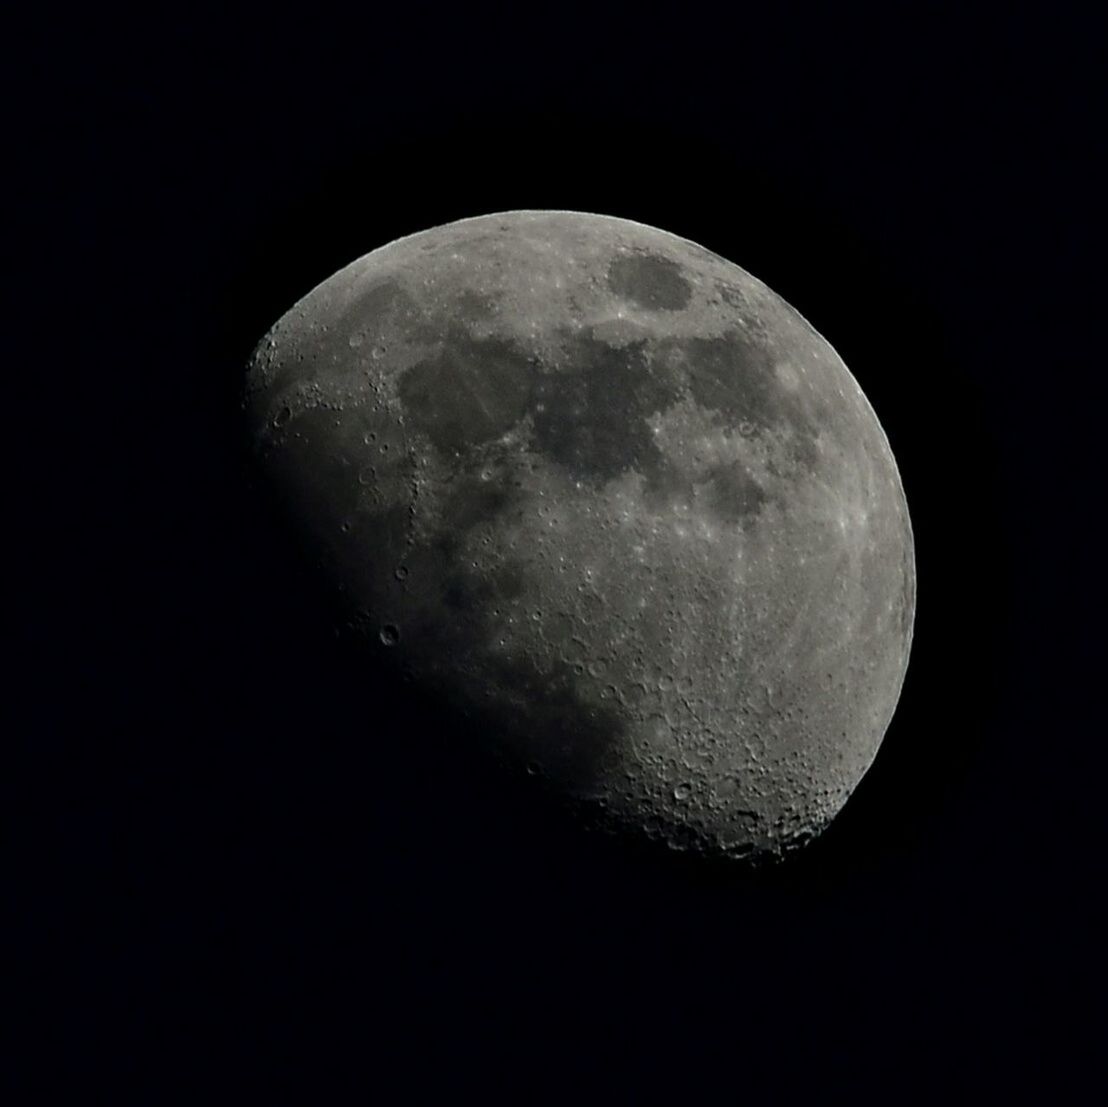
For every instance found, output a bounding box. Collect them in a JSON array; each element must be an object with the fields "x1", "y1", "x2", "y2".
[{"x1": 244, "y1": 210, "x2": 915, "y2": 863}]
